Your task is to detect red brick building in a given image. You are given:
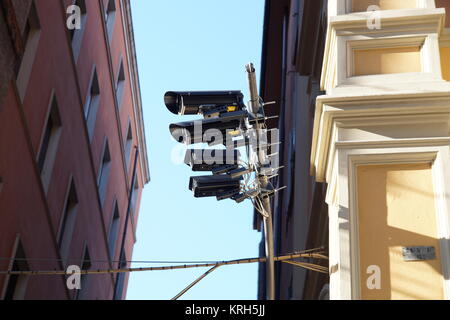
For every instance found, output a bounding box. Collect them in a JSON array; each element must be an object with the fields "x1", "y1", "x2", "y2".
[{"x1": 0, "y1": 0, "x2": 150, "y2": 300}]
